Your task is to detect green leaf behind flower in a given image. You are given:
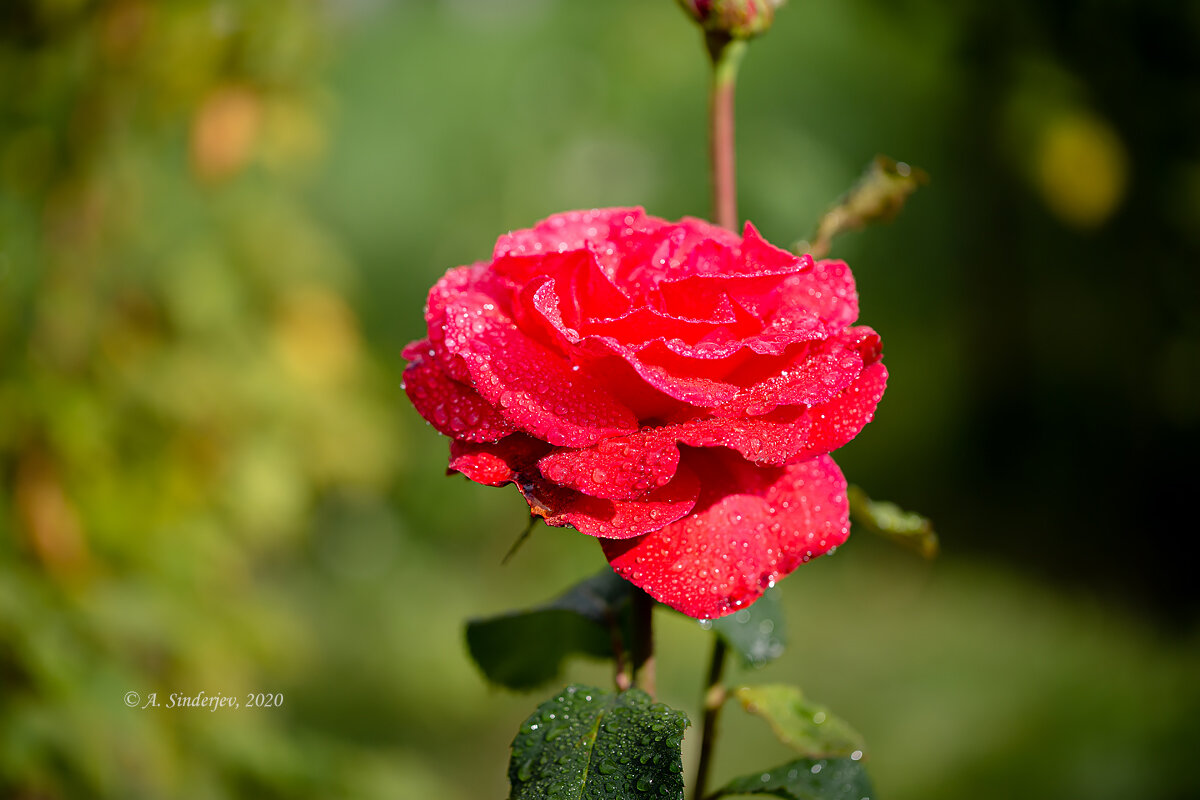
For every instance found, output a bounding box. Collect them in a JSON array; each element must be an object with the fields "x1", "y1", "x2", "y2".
[
  {"x1": 466, "y1": 568, "x2": 640, "y2": 690},
  {"x1": 711, "y1": 586, "x2": 786, "y2": 668},
  {"x1": 508, "y1": 684, "x2": 689, "y2": 800},
  {"x1": 847, "y1": 485, "x2": 938, "y2": 559},
  {"x1": 734, "y1": 685, "x2": 865, "y2": 759},
  {"x1": 713, "y1": 757, "x2": 874, "y2": 800}
]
